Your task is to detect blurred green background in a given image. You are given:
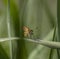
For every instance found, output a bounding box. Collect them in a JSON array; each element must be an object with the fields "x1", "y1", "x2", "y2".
[{"x1": 0, "y1": 0, "x2": 60, "y2": 59}]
